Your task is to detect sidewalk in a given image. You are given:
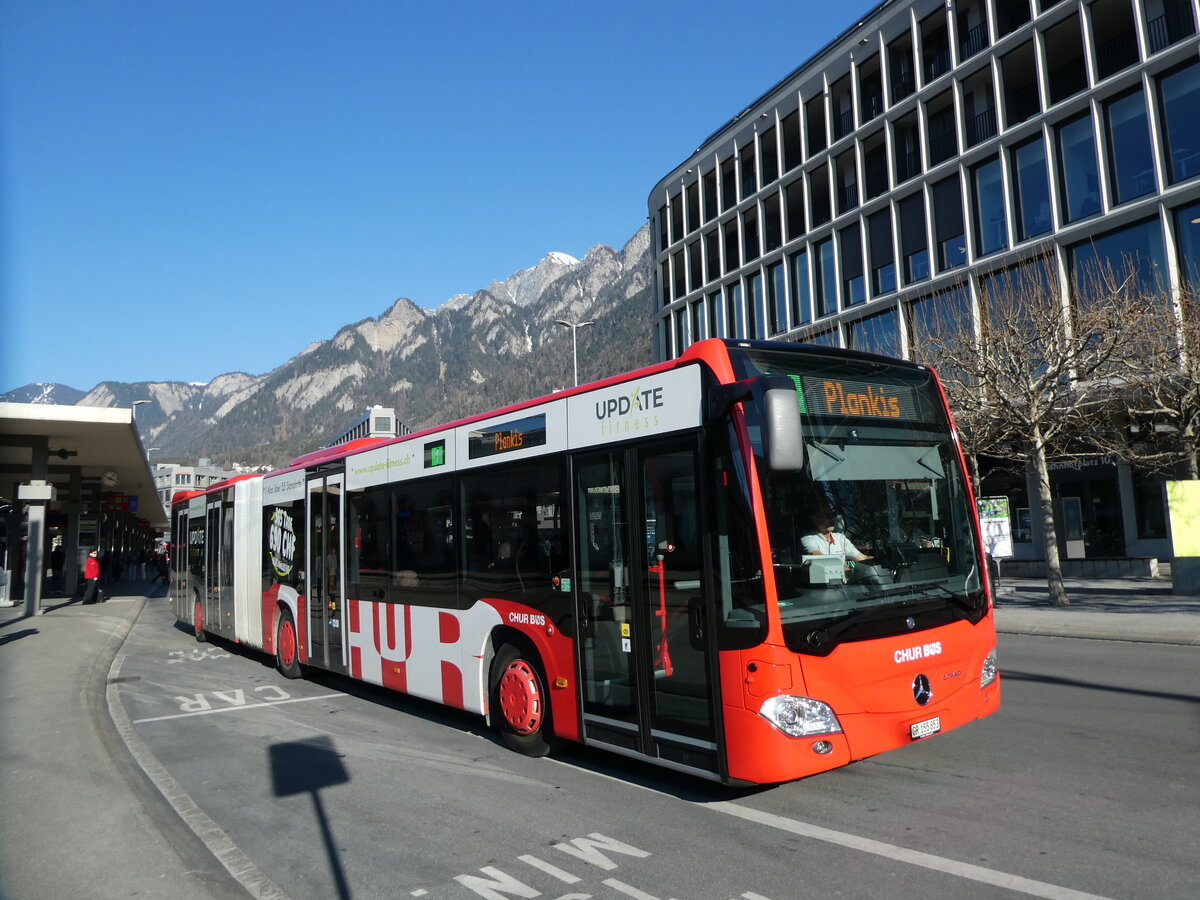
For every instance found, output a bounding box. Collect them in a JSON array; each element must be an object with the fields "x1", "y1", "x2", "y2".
[
  {"x1": 991, "y1": 565, "x2": 1200, "y2": 645},
  {"x1": 0, "y1": 582, "x2": 249, "y2": 900}
]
